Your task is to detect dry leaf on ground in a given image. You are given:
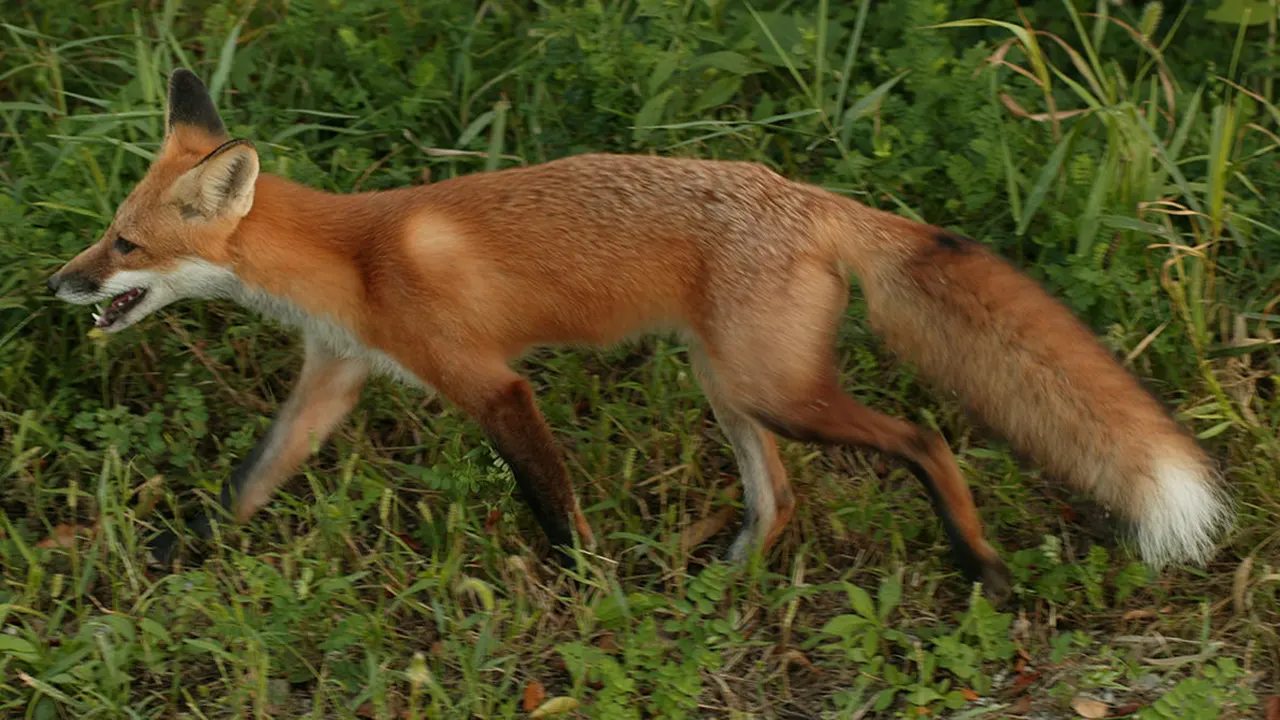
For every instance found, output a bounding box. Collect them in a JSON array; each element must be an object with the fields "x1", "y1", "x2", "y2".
[
  {"x1": 530, "y1": 696, "x2": 580, "y2": 718},
  {"x1": 1233, "y1": 555, "x2": 1255, "y2": 616},
  {"x1": 1112, "y1": 702, "x2": 1144, "y2": 716},
  {"x1": 1008, "y1": 696, "x2": 1032, "y2": 715},
  {"x1": 36, "y1": 523, "x2": 94, "y2": 549},
  {"x1": 522, "y1": 681, "x2": 546, "y2": 713},
  {"x1": 1008, "y1": 669, "x2": 1041, "y2": 694},
  {"x1": 678, "y1": 486, "x2": 741, "y2": 552},
  {"x1": 1121, "y1": 608, "x2": 1157, "y2": 621},
  {"x1": 597, "y1": 632, "x2": 619, "y2": 652},
  {"x1": 1070, "y1": 696, "x2": 1109, "y2": 719}
]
